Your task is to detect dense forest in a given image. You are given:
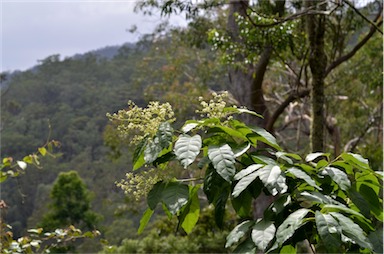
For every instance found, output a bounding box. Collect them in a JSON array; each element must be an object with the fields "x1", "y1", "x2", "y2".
[{"x1": 1, "y1": 0, "x2": 383, "y2": 253}]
